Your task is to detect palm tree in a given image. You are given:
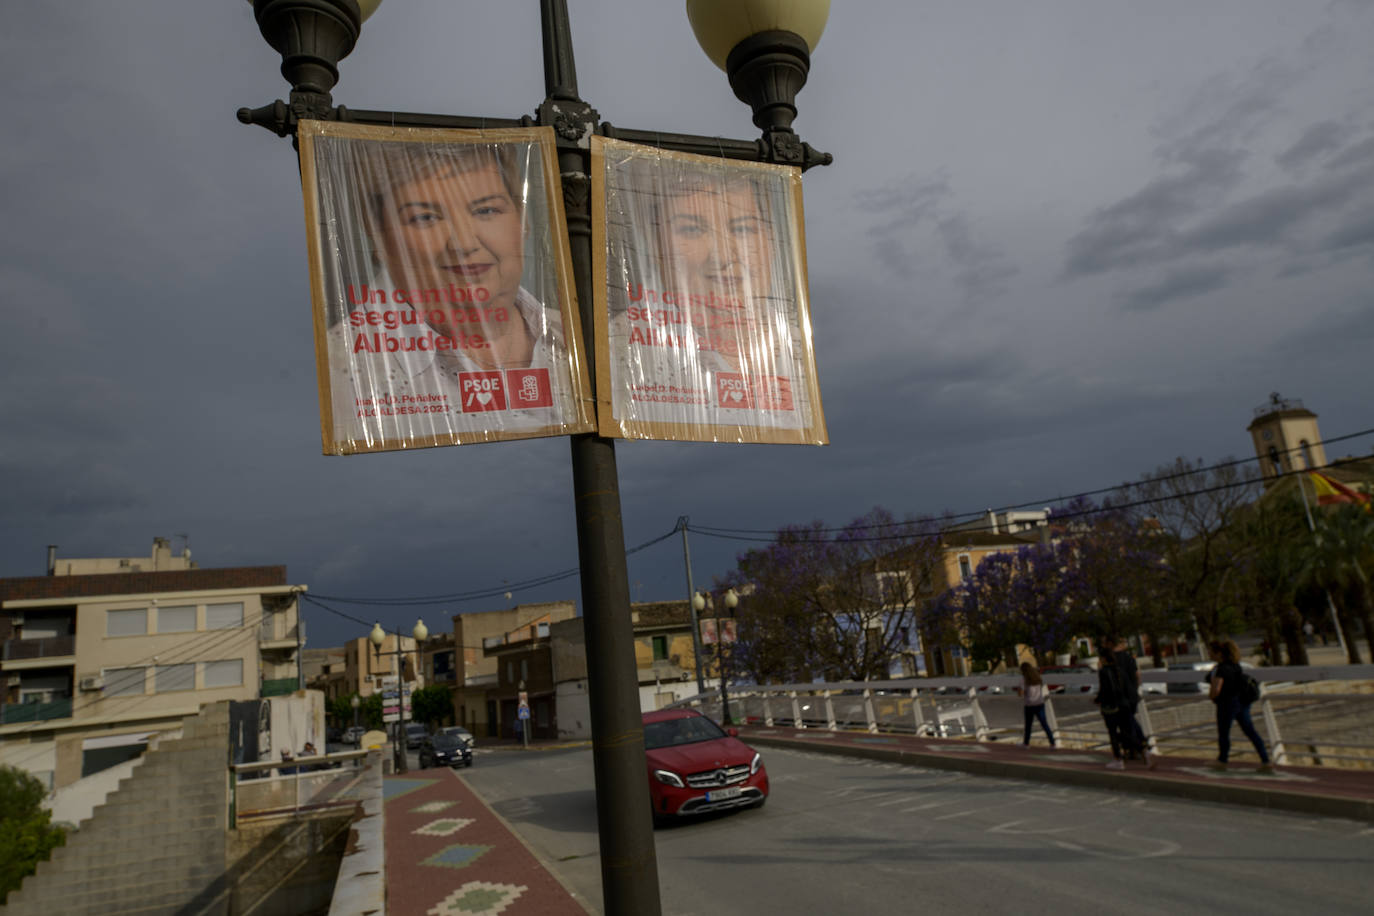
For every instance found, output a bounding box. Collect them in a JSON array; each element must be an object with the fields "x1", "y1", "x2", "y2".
[{"x1": 1300, "y1": 504, "x2": 1374, "y2": 663}]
